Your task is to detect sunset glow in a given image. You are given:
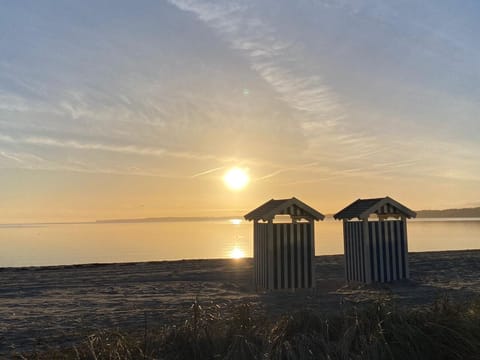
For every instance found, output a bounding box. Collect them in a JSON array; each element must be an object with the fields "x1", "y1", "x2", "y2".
[
  {"x1": 229, "y1": 247, "x2": 245, "y2": 259},
  {"x1": 0, "y1": 1, "x2": 479, "y2": 223},
  {"x1": 223, "y1": 168, "x2": 250, "y2": 191}
]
